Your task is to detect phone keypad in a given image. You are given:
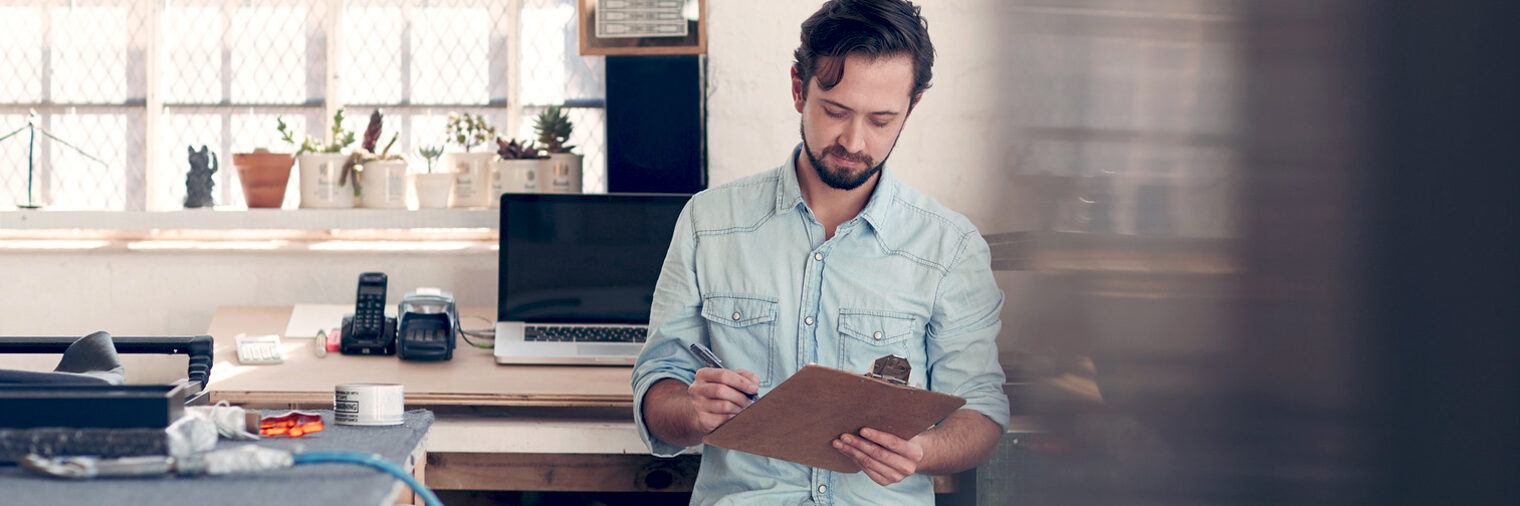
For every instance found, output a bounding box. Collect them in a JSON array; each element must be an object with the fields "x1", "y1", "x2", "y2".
[{"x1": 356, "y1": 296, "x2": 385, "y2": 333}]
